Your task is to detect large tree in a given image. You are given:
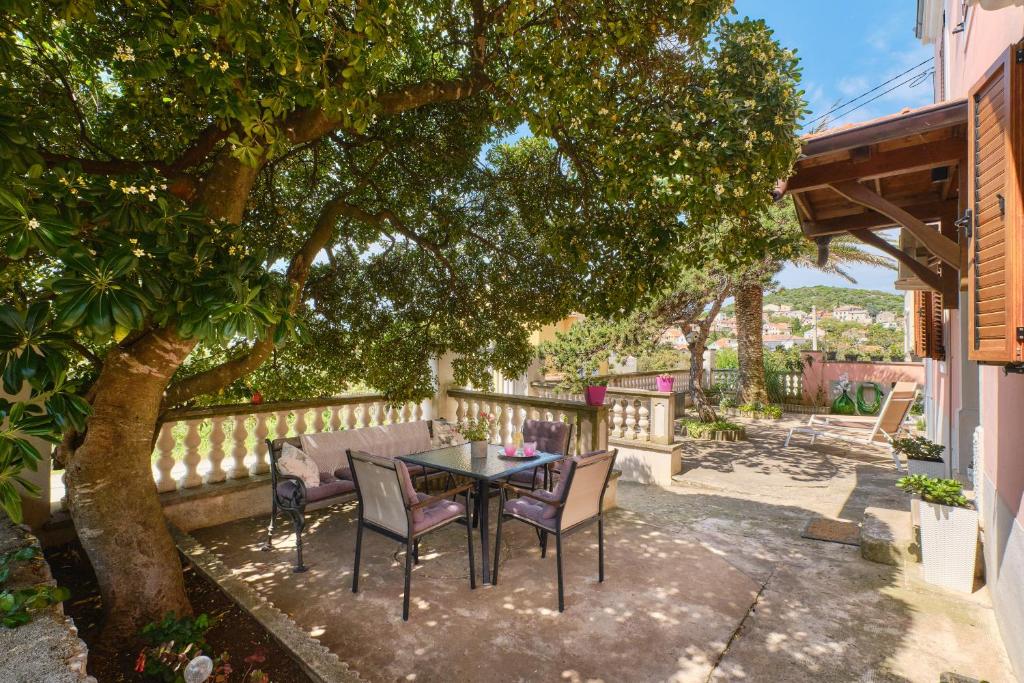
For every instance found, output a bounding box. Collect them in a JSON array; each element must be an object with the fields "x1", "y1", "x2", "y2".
[{"x1": 0, "y1": 1, "x2": 803, "y2": 641}]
